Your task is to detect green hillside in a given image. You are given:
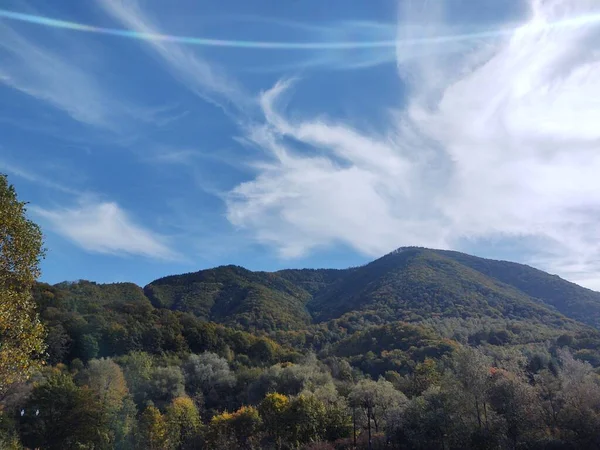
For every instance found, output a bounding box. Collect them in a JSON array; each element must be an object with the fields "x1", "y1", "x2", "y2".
[
  {"x1": 435, "y1": 249, "x2": 600, "y2": 328},
  {"x1": 144, "y1": 265, "x2": 312, "y2": 332},
  {"x1": 42, "y1": 248, "x2": 600, "y2": 338},
  {"x1": 306, "y1": 248, "x2": 583, "y2": 331}
]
